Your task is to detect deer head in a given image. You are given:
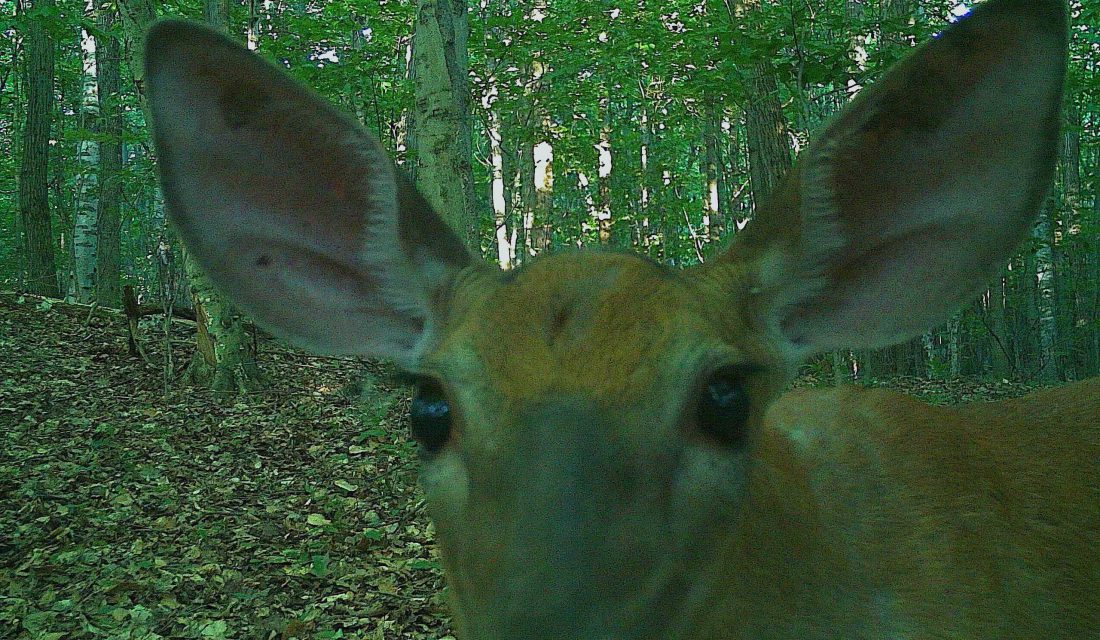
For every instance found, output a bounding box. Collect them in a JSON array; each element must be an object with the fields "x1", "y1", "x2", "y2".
[{"x1": 145, "y1": 0, "x2": 1073, "y2": 637}]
